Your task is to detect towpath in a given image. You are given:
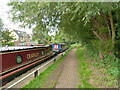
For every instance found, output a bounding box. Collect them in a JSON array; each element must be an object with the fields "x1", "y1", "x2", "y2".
[{"x1": 45, "y1": 46, "x2": 80, "y2": 88}]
